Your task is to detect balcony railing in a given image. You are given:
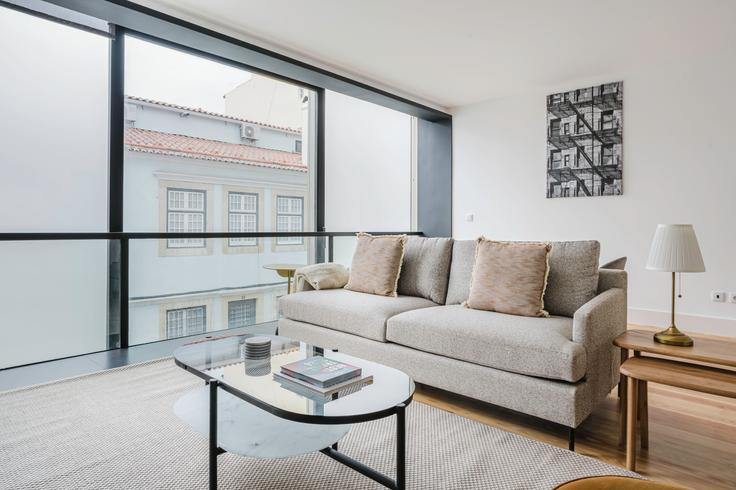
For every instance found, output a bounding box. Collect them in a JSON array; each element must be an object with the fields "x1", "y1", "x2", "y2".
[{"x1": 0, "y1": 230, "x2": 421, "y2": 369}]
